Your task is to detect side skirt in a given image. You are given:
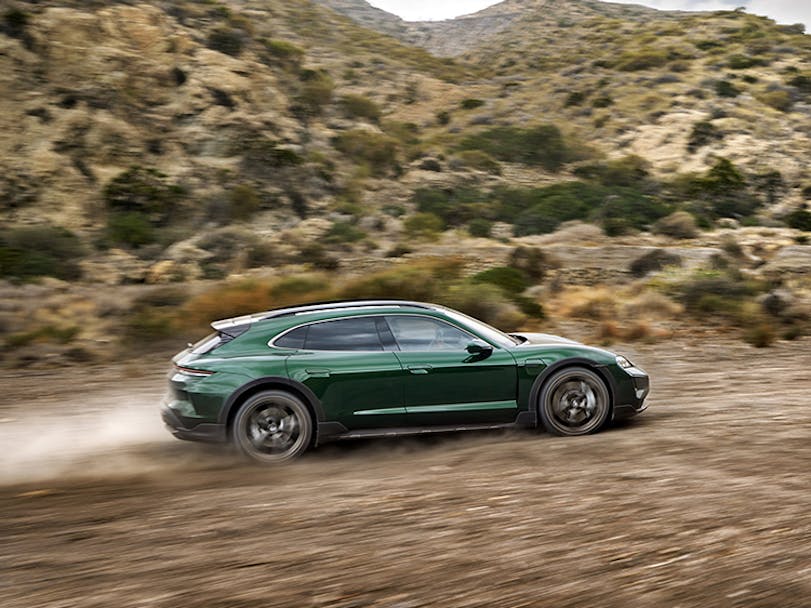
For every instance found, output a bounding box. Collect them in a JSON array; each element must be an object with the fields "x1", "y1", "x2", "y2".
[{"x1": 328, "y1": 422, "x2": 522, "y2": 442}]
